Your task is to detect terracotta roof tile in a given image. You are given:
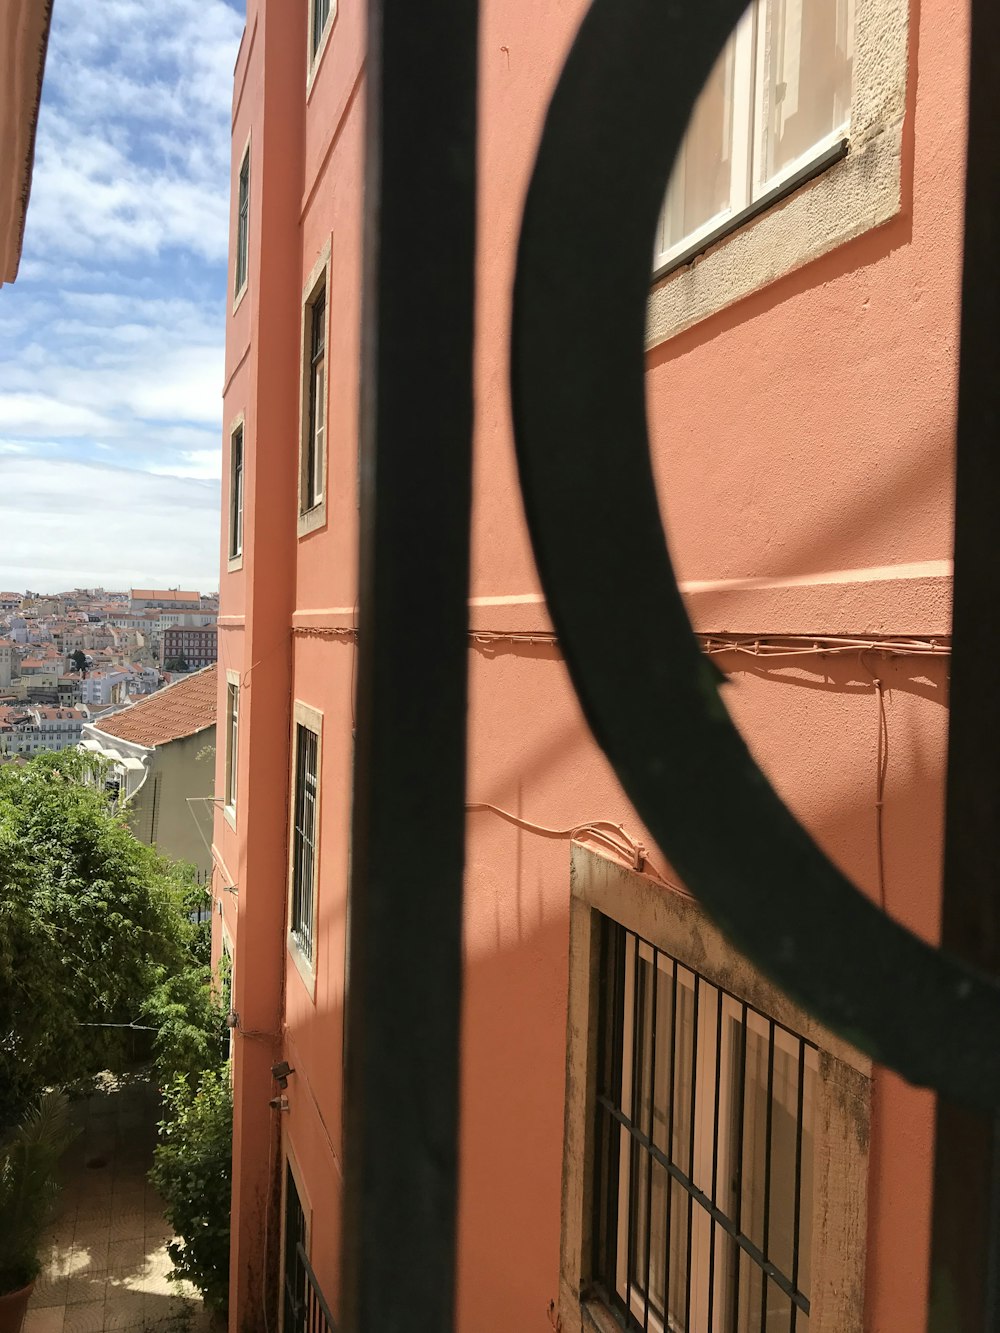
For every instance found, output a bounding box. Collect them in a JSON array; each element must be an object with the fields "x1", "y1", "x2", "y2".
[
  {"x1": 92, "y1": 665, "x2": 217, "y2": 747},
  {"x1": 130, "y1": 588, "x2": 200, "y2": 601}
]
